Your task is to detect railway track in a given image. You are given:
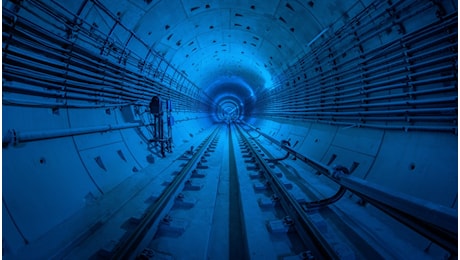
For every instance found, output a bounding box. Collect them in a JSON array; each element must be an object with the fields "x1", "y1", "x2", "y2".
[
  {"x1": 109, "y1": 122, "x2": 355, "y2": 259},
  {"x1": 232, "y1": 123, "x2": 341, "y2": 259},
  {"x1": 61, "y1": 122, "x2": 455, "y2": 259},
  {"x1": 111, "y1": 126, "x2": 223, "y2": 258}
]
